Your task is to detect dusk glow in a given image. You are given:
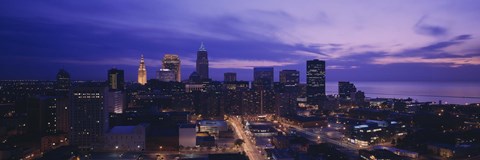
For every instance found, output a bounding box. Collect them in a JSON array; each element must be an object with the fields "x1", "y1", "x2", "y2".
[
  {"x1": 1, "y1": 1, "x2": 480, "y2": 160},
  {"x1": 1, "y1": 1, "x2": 480, "y2": 81}
]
